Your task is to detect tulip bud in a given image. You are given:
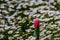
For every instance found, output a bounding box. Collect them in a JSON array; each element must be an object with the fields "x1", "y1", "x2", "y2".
[{"x1": 34, "y1": 18, "x2": 40, "y2": 28}]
